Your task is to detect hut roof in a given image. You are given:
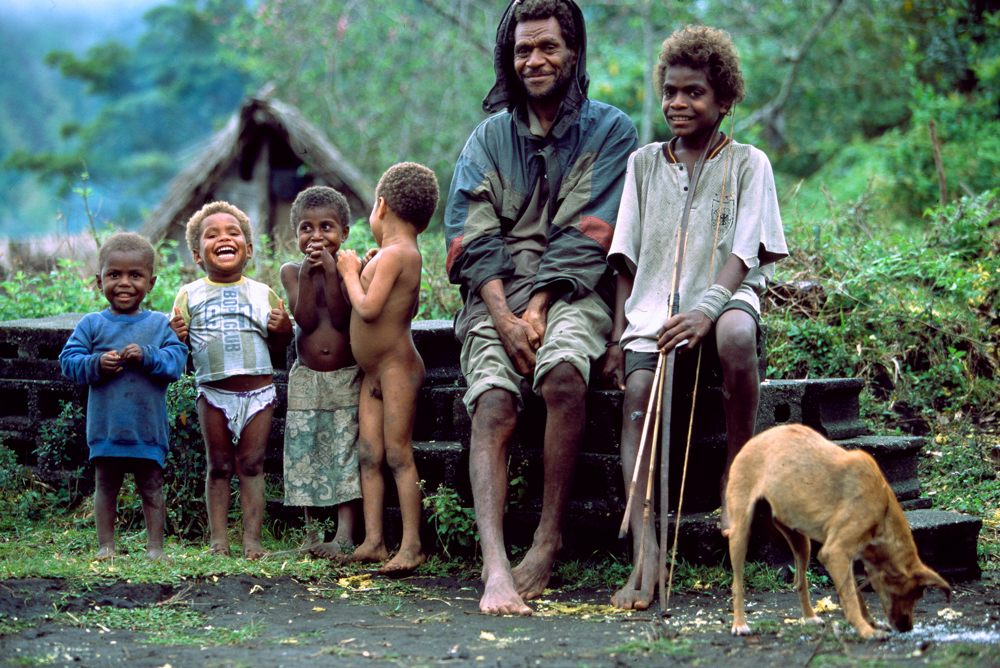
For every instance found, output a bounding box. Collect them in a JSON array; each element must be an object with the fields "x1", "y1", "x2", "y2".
[{"x1": 141, "y1": 92, "x2": 374, "y2": 245}]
